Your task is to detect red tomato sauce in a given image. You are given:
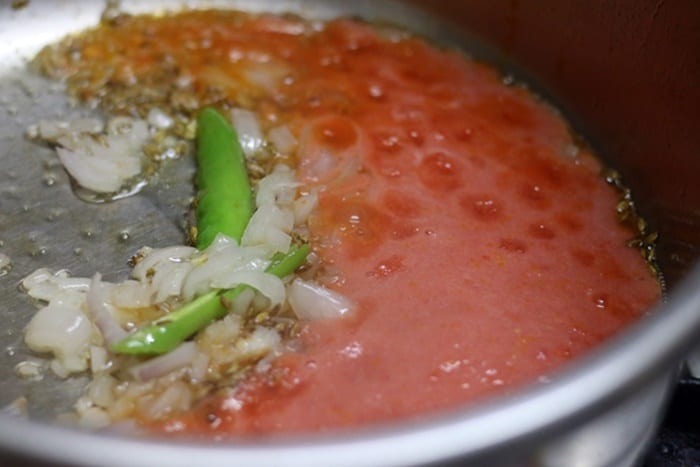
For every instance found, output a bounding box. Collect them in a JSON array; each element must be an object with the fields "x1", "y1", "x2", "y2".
[{"x1": 75, "y1": 11, "x2": 660, "y2": 436}]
